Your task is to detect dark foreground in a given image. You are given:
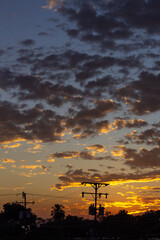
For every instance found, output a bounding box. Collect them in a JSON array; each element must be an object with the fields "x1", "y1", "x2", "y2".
[
  {"x1": 1, "y1": 221, "x2": 160, "y2": 240},
  {"x1": 2, "y1": 208, "x2": 160, "y2": 240}
]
